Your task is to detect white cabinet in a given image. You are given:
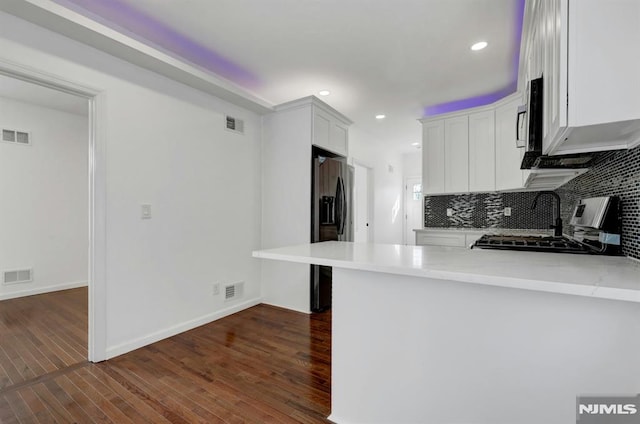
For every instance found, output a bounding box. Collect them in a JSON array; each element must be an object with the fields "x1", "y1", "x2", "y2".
[
  {"x1": 468, "y1": 110, "x2": 495, "y2": 192},
  {"x1": 422, "y1": 92, "x2": 580, "y2": 193},
  {"x1": 415, "y1": 231, "x2": 466, "y2": 247},
  {"x1": 422, "y1": 120, "x2": 445, "y2": 194},
  {"x1": 495, "y1": 98, "x2": 527, "y2": 191},
  {"x1": 421, "y1": 115, "x2": 470, "y2": 195},
  {"x1": 262, "y1": 96, "x2": 351, "y2": 312},
  {"x1": 313, "y1": 106, "x2": 349, "y2": 156},
  {"x1": 444, "y1": 116, "x2": 469, "y2": 193},
  {"x1": 415, "y1": 230, "x2": 486, "y2": 248},
  {"x1": 522, "y1": 0, "x2": 640, "y2": 155}
]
